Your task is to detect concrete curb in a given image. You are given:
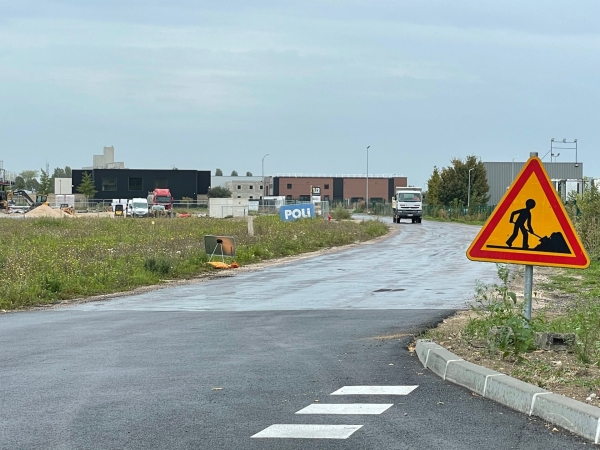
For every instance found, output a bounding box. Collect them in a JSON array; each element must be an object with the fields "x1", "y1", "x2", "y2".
[{"x1": 416, "y1": 339, "x2": 600, "y2": 443}]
